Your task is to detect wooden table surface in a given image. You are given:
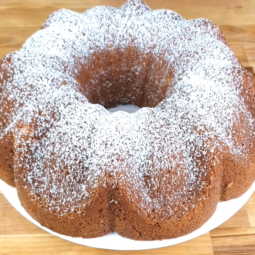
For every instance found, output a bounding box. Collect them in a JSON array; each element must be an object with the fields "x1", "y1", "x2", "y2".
[{"x1": 1, "y1": 0, "x2": 255, "y2": 254}]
